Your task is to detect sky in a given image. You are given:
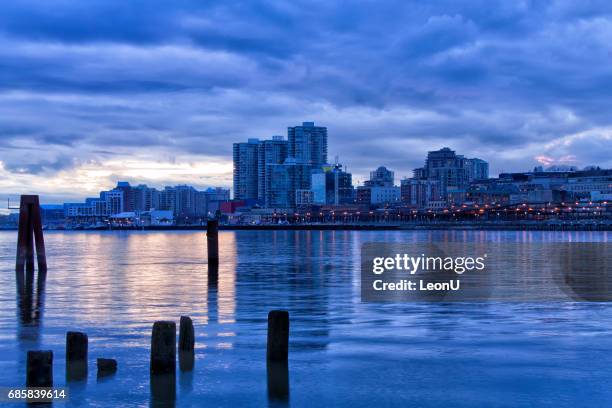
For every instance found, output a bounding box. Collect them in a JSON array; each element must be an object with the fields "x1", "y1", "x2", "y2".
[{"x1": 1, "y1": 0, "x2": 612, "y2": 205}]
